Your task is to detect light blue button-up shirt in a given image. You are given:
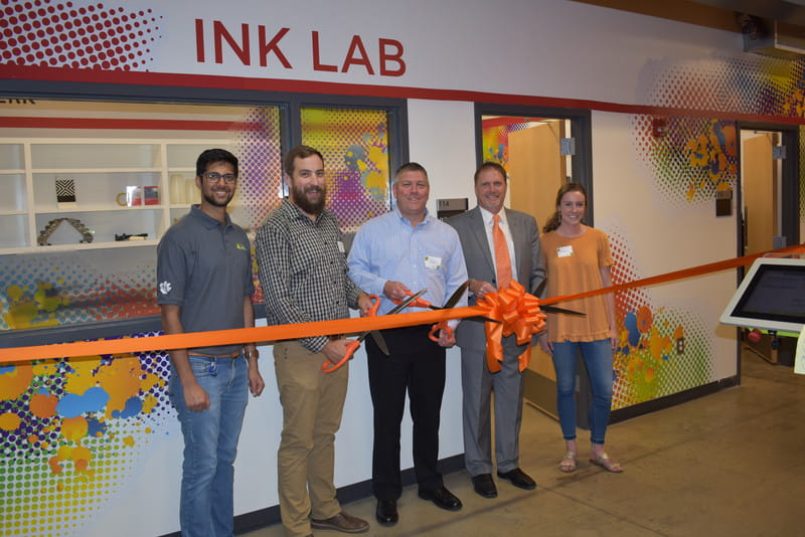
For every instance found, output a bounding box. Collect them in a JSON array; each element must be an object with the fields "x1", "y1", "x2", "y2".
[{"x1": 348, "y1": 208, "x2": 468, "y2": 316}]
